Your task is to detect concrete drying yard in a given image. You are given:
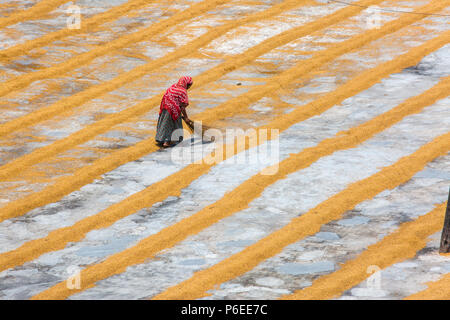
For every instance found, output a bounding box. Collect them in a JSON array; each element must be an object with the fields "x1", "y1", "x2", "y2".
[{"x1": 0, "y1": 0, "x2": 449, "y2": 300}]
